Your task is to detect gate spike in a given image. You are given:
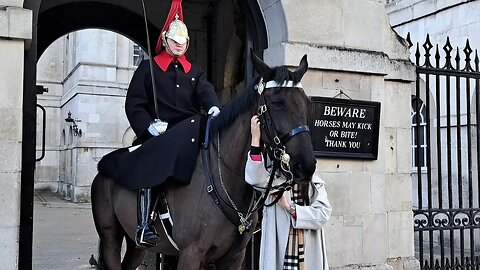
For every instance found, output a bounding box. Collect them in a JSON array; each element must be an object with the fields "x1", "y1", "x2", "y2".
[
  {"x1": 423, "y1": 34, "x2": 433, "y2": 67},
  {"x1": 463, "y1": 39, "x2": 473, "y2": 71},
  {"x1": 435, "y1": 44, "x2": 441, "y2": 68},
  {"x1": 443, "y1": 37, "x2": 454, "y2": 69},
  {"x1": 455, "y1": 47, "x2": 461, "y2": 70},
  {"x1": 415, "y1": 42, "x2": 421, "y2": 66},
  {"x1": 475, "y1": 49, "x2": 479, "y2": 72}
]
